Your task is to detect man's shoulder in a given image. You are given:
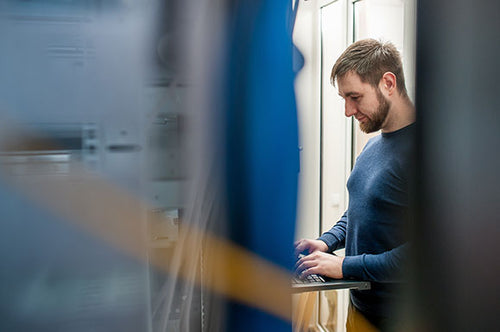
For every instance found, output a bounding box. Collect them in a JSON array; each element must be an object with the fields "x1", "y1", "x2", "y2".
[{"x1": 363, "y1": 134, "x2": 382, "y2": 151}]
